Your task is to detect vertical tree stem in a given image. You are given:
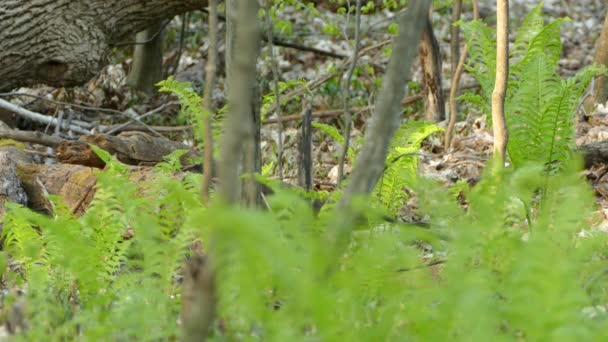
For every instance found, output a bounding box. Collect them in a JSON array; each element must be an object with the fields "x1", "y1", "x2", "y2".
[
  {"x1": 219, "y1": 0, "x2": 261, "y2": 204},
  {"x1": 338, "y1": 0, "x2": 361, "y2": 185},
  {"x1": 264, "y1": 1, "x2": 284, "y2": 180},
  {"x1": 329, "y1": 0, "x2": 432, "y2": 261},
  {"x1": 445, "y1": 0, "x2": 479, "y2": 149},
  {"x1": 492, "y1": 0, "x2": 509, "y2": 163},
  {"x1": 201, "y1": 0, "x2": 218, "y2": 204}
]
